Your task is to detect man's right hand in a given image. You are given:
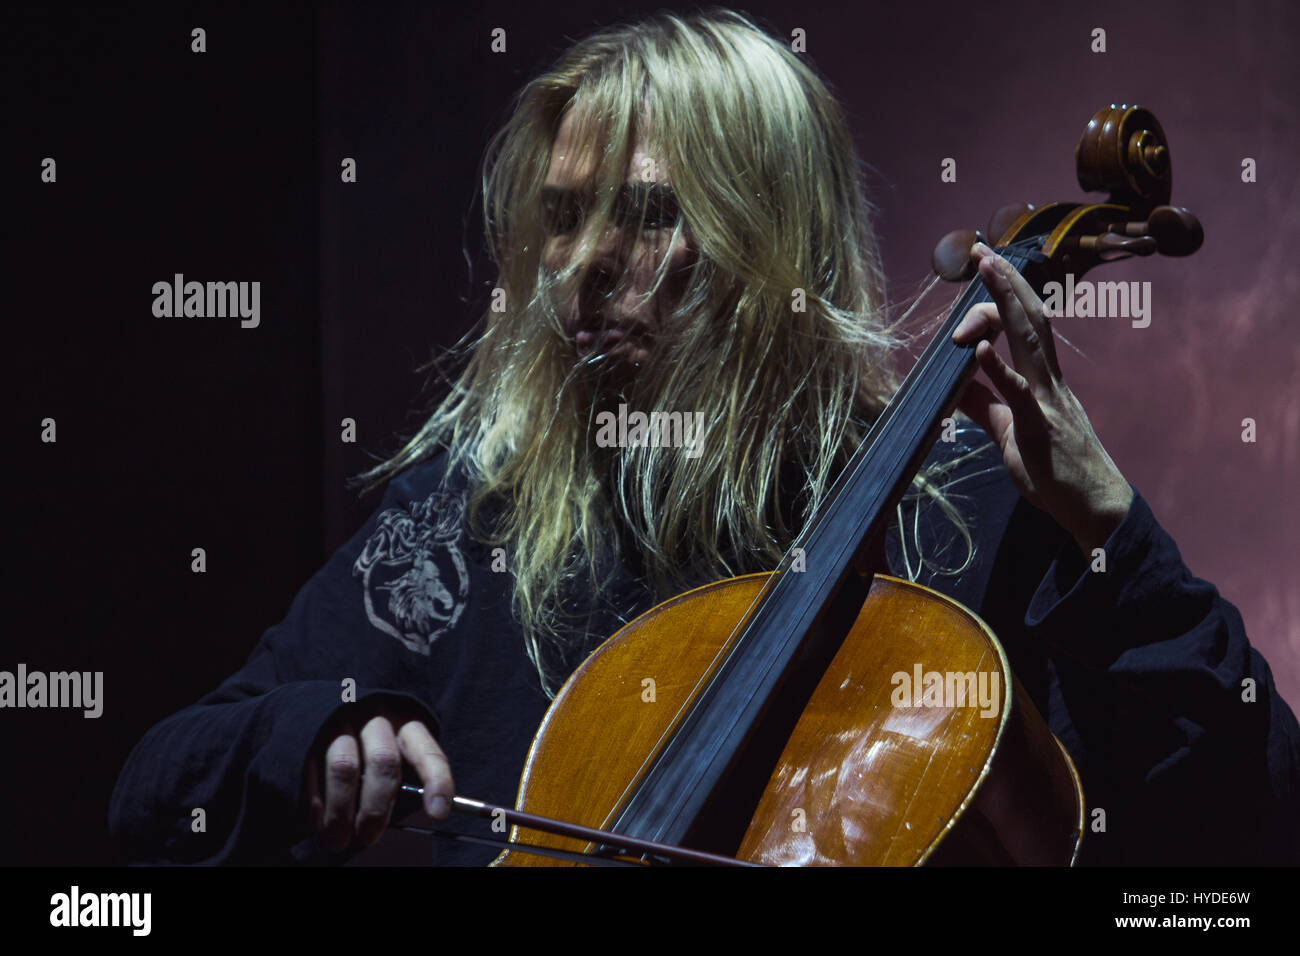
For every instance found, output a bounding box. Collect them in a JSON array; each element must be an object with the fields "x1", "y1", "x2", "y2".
[{"x1": 304, "y1": 702, "x2": 454, "y2": 851}]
